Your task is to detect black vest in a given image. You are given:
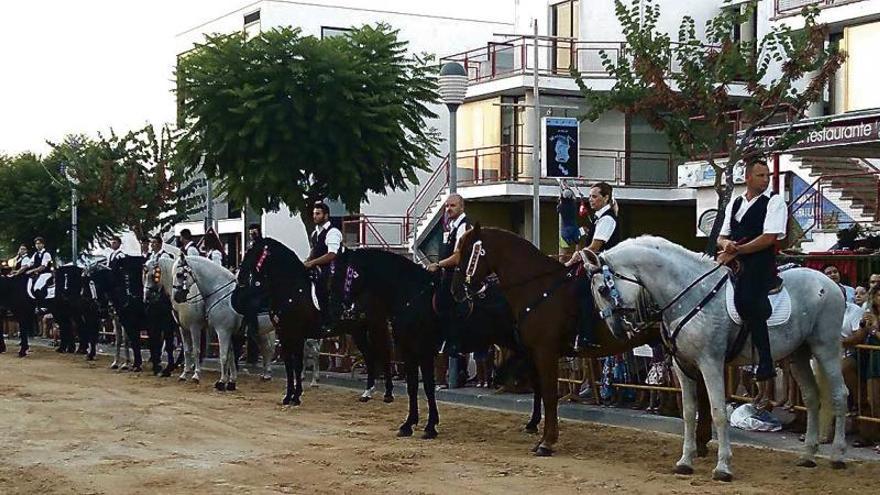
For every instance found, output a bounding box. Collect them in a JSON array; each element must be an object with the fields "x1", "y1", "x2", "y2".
[
  {"x1": 309, "y1": 225, "x2": 341, "y2": 260},
  {"x1": 32, "y1": 250, "x2": 49, "y2": 269},
  {"x1": 440, "y1": 215, "x2": 471, "y2": 260},
  {"x1": 585, "y1": 208, "x2": 620, "y2": 252},
  {"x1": 730, "y1": 193, "x2": 777, "y2": 285}
]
